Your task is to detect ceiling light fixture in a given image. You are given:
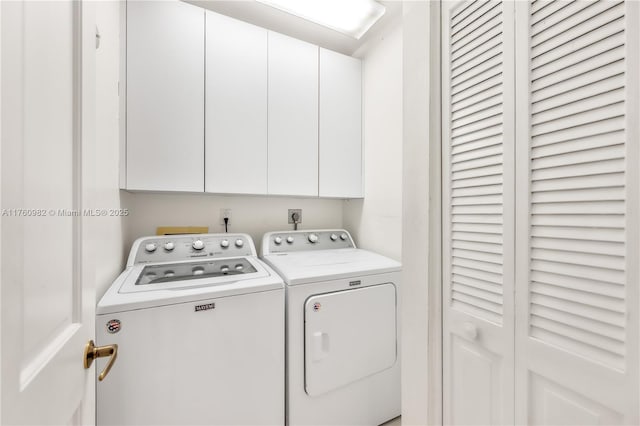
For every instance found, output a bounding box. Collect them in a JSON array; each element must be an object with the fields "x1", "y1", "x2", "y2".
[{"x1": 255, "y1": 0, "x2": 386, "y2": 40}]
